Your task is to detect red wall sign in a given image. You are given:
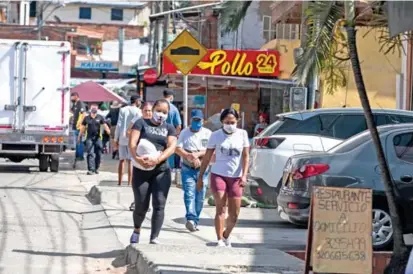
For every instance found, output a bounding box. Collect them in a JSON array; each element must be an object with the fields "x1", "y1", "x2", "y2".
[
  {"x1": 143, "y1": 68, "x2": 158, "y2": 85},
  {"x1": 163, "y1": 49, "x2": 280, "y2": 77}
]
